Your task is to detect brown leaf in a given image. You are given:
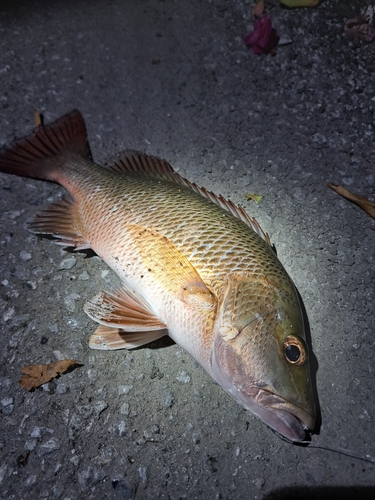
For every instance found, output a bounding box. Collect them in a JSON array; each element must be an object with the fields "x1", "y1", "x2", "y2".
[
  {"x1": 252, "y1": 0, "x2": 265, "y2": 18},
  {"x1": 19, "y1": 359, "x2": 82, "y2": 391},
  {"x1": 328, "y1": 182, "x2": 375, "y2": 219}
]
